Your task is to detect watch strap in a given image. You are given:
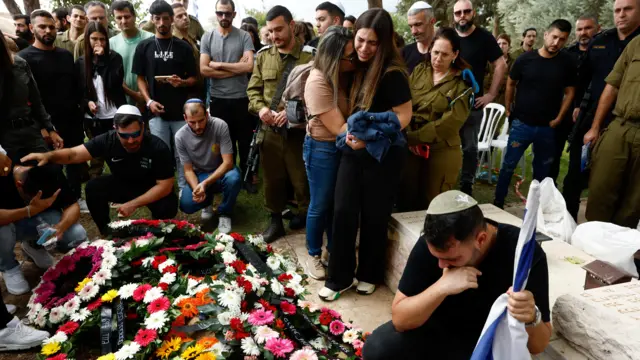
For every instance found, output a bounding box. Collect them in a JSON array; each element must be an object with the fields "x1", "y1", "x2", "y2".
[{"x1": 525, "y1": 306, "x2": 541, "y2": 328}]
